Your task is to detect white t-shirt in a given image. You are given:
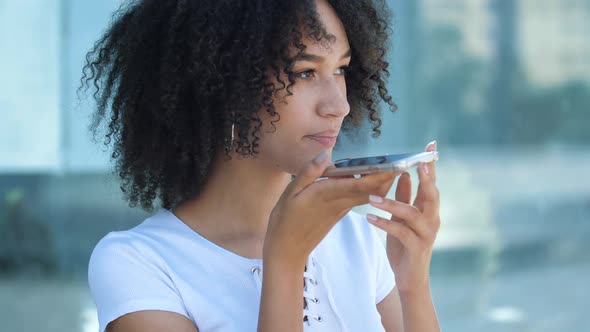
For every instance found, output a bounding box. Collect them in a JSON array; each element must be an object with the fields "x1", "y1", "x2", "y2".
[{"x1": 88, "y1": 208, "x2": 395, "y2": 332}]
